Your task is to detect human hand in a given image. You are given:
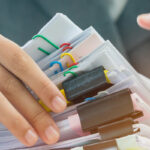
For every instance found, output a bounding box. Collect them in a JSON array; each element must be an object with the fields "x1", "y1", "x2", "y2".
[
  {"x1": 0, "y1": 35, "x2": 66, "y2": 146},
  {"x1": 137, "y1": 13, "x2": 150, "y2": 30}
]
